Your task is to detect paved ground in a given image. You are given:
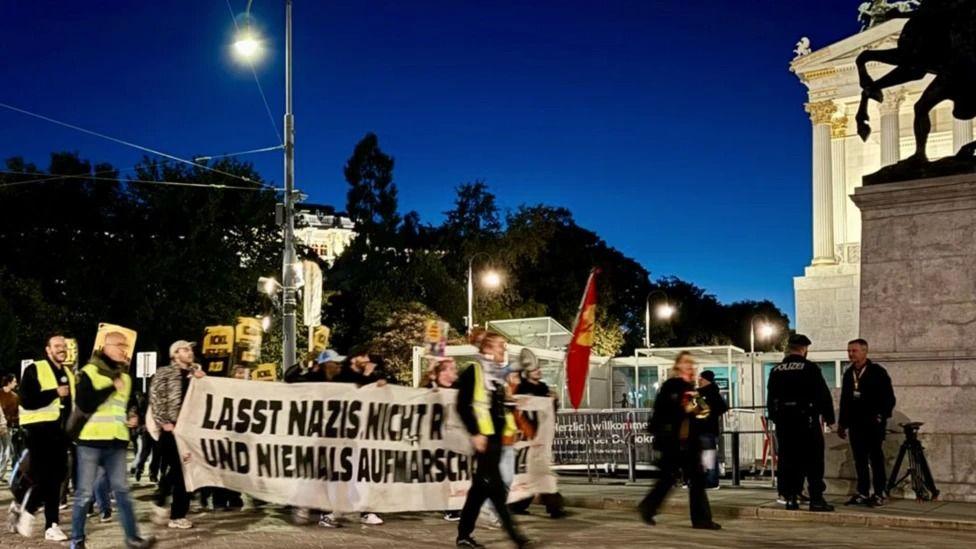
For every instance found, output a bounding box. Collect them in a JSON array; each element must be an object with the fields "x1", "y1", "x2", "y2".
[{"x1": 4, "y1": 482, "x2": 976, "y2": 548}]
